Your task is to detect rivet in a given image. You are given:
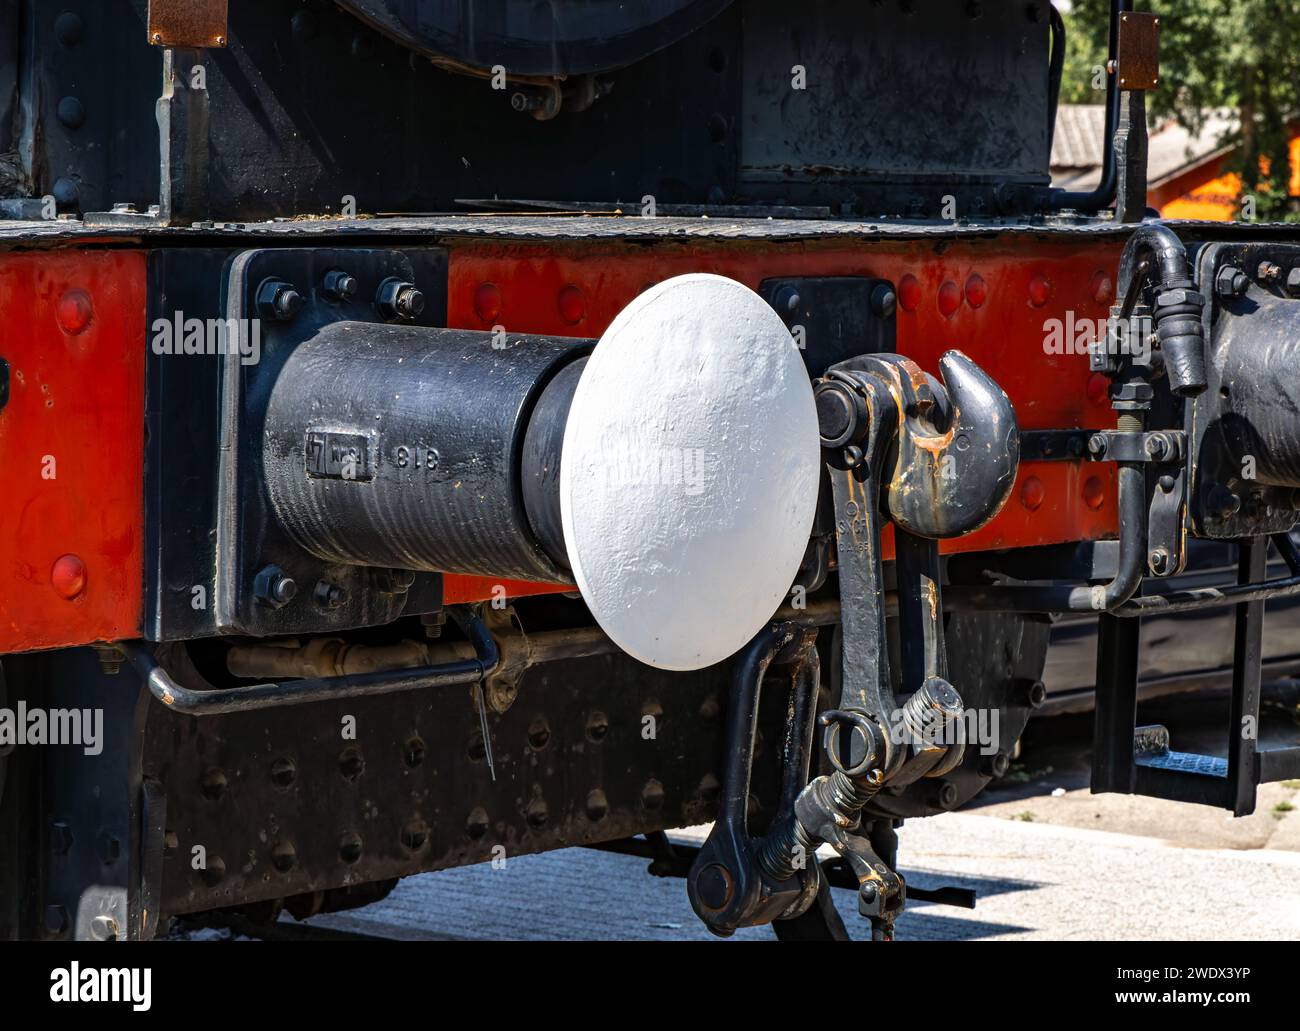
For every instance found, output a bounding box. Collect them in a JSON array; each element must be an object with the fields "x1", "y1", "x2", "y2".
[
  {"x1": 57, "y1": 289, "x2": 93, "y2": 335},
  {"x1": 1090, "y1": 271, "x2": 1113, "y2": 305},
  {"x1": 50, "y1": 554, "x2": 87, "y2": 600},
  {"x1": 1020, "y1": 475, "x2": 1045, "y2": 511},
  {"x1": 1083, "y1": 476, "x2": 1106, "y2": 510},
  {"x1": 1028, "y1": 274, "x2": 1052, "y2": 307},
  {"x1": 525, "y1": 796, "x2": 549, "y2": 829},
  {"x1": 937, "y1": 280, "x2": 961, "y2": 317},
  {"x1": 200, "y1": 855, "x2": 226, "y2": 887},
  {"x1": 338, "y1": 746, "x2": 365, "y2": 782},
  {"x1": 964, "y1": 273, "x2": 987, "y2": 308},
  {"x1": 527, "y1": 716, "x2": 551, "y2": 751},
  {"x1": 270, "y1": 757, "x2": 297, "y2": 788},
  {"x1": 557, "y1": 284, "x2": 585, "y2": 324},
  {"x1": 55, "y1": 12, "x2": 84, "y2": 46},
  {"x1": 200, "y1": 768, "x2": 227, "y2": 800},
  {"x1": 56, "y1": 96, "x2": 85, "y2": 129},
  {"x1": 400, "y1": 820, "x2": 429, "y2": 852},
  {"x1": 473, "y1": 282, "x2": 502, "y2": 323},
  {"x1": 465, "y1": 807, "x2": 490, "y2": 840},
  {"x1": 898, "y1": 274, "x2": 922, "y2": 311},
  {"x1": 272, "y1": 840, "x2": 297, "y2": 872},
  {"x1": 585, "y1": 711, "x2": 609, "y2": 742},
  {"x1": 585, "y1": 789, "x2": 608, "y2": 821},
  {"x1": 337, "y1": 832, "x2": 362, "y2": 864},
  {"x1": 641, "y1": 779, "x2": 665, "y2": 811},
  {"x1": 1086, "y1": 371, "x2": 1110, "y2": 404},
  {"x1": 403, "y1": 736, "x2": 425, "y2": 767}
]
